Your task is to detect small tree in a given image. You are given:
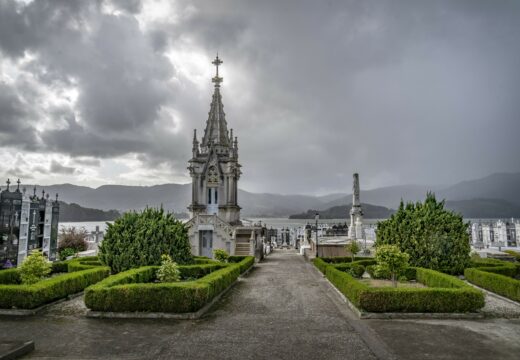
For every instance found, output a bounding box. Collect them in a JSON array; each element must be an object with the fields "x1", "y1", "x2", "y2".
[
  {"x1": 58, "y1": 227, "x2": 88, "y2": 253},
  {"x1": 375, "y1": 245, "x2": 409, "y2": 287},
  {"x1": 19, "y1": 251, "x2": 52, "y2": 285},
  {"x1": 213, "y1": 249, "x2": 229, "y2": 263},
  {"x1": 345, "y1": 240, "x2": 361, "y2": 262},
  {"x1": 156, "y1": 254, "x2": 181, "y2": 282}
]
